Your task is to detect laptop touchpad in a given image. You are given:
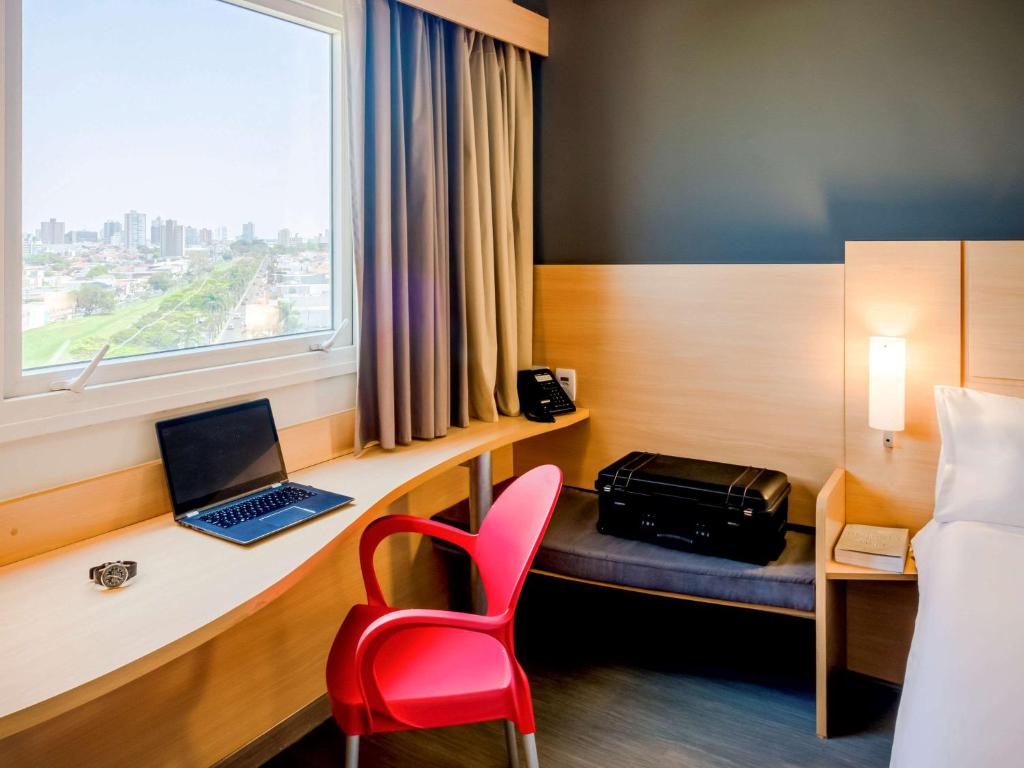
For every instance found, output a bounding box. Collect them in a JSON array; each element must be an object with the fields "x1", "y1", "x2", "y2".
[{"x1": 258, "y1": 506, "x2": 318, "y2": 525}]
